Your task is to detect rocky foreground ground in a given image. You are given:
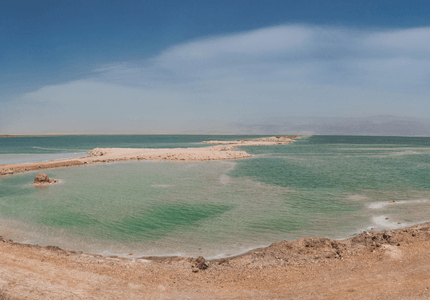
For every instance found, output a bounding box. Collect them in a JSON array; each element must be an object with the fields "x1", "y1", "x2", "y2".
[{"x1": 1, "y1": 222, "x2": 430, "y2": 299}]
